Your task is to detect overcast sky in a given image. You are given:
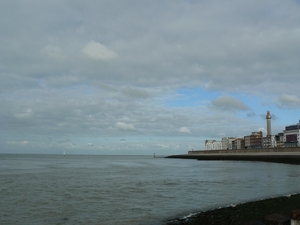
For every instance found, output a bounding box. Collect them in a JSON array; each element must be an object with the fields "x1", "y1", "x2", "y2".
[{"x1": 1, "y1": 0, "x2": 300, "y2": 155}]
